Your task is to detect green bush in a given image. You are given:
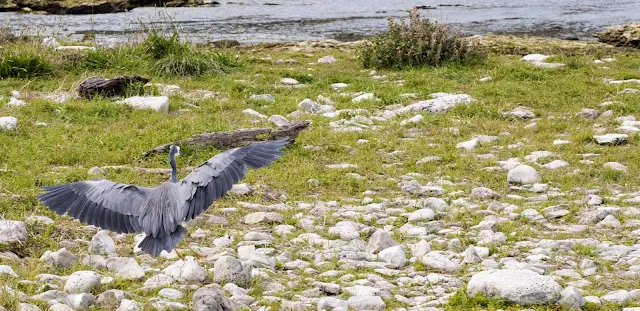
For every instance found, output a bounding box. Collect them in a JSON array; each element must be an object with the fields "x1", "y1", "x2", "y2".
[
  {"x1": 0, "y1": 51, "x2": 54, "y2": 78},
  {"x1": 359, "y1": 9, "x2": 485, "y2": 69}
]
